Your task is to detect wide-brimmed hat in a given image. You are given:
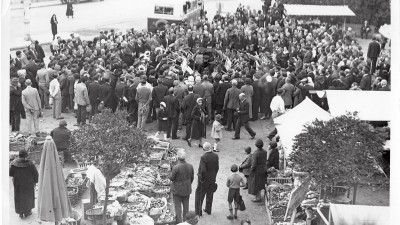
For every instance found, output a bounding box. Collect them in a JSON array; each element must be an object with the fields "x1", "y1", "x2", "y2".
[{"x1": 196, "y1": 98, "x2": 203, "y2": 104}]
